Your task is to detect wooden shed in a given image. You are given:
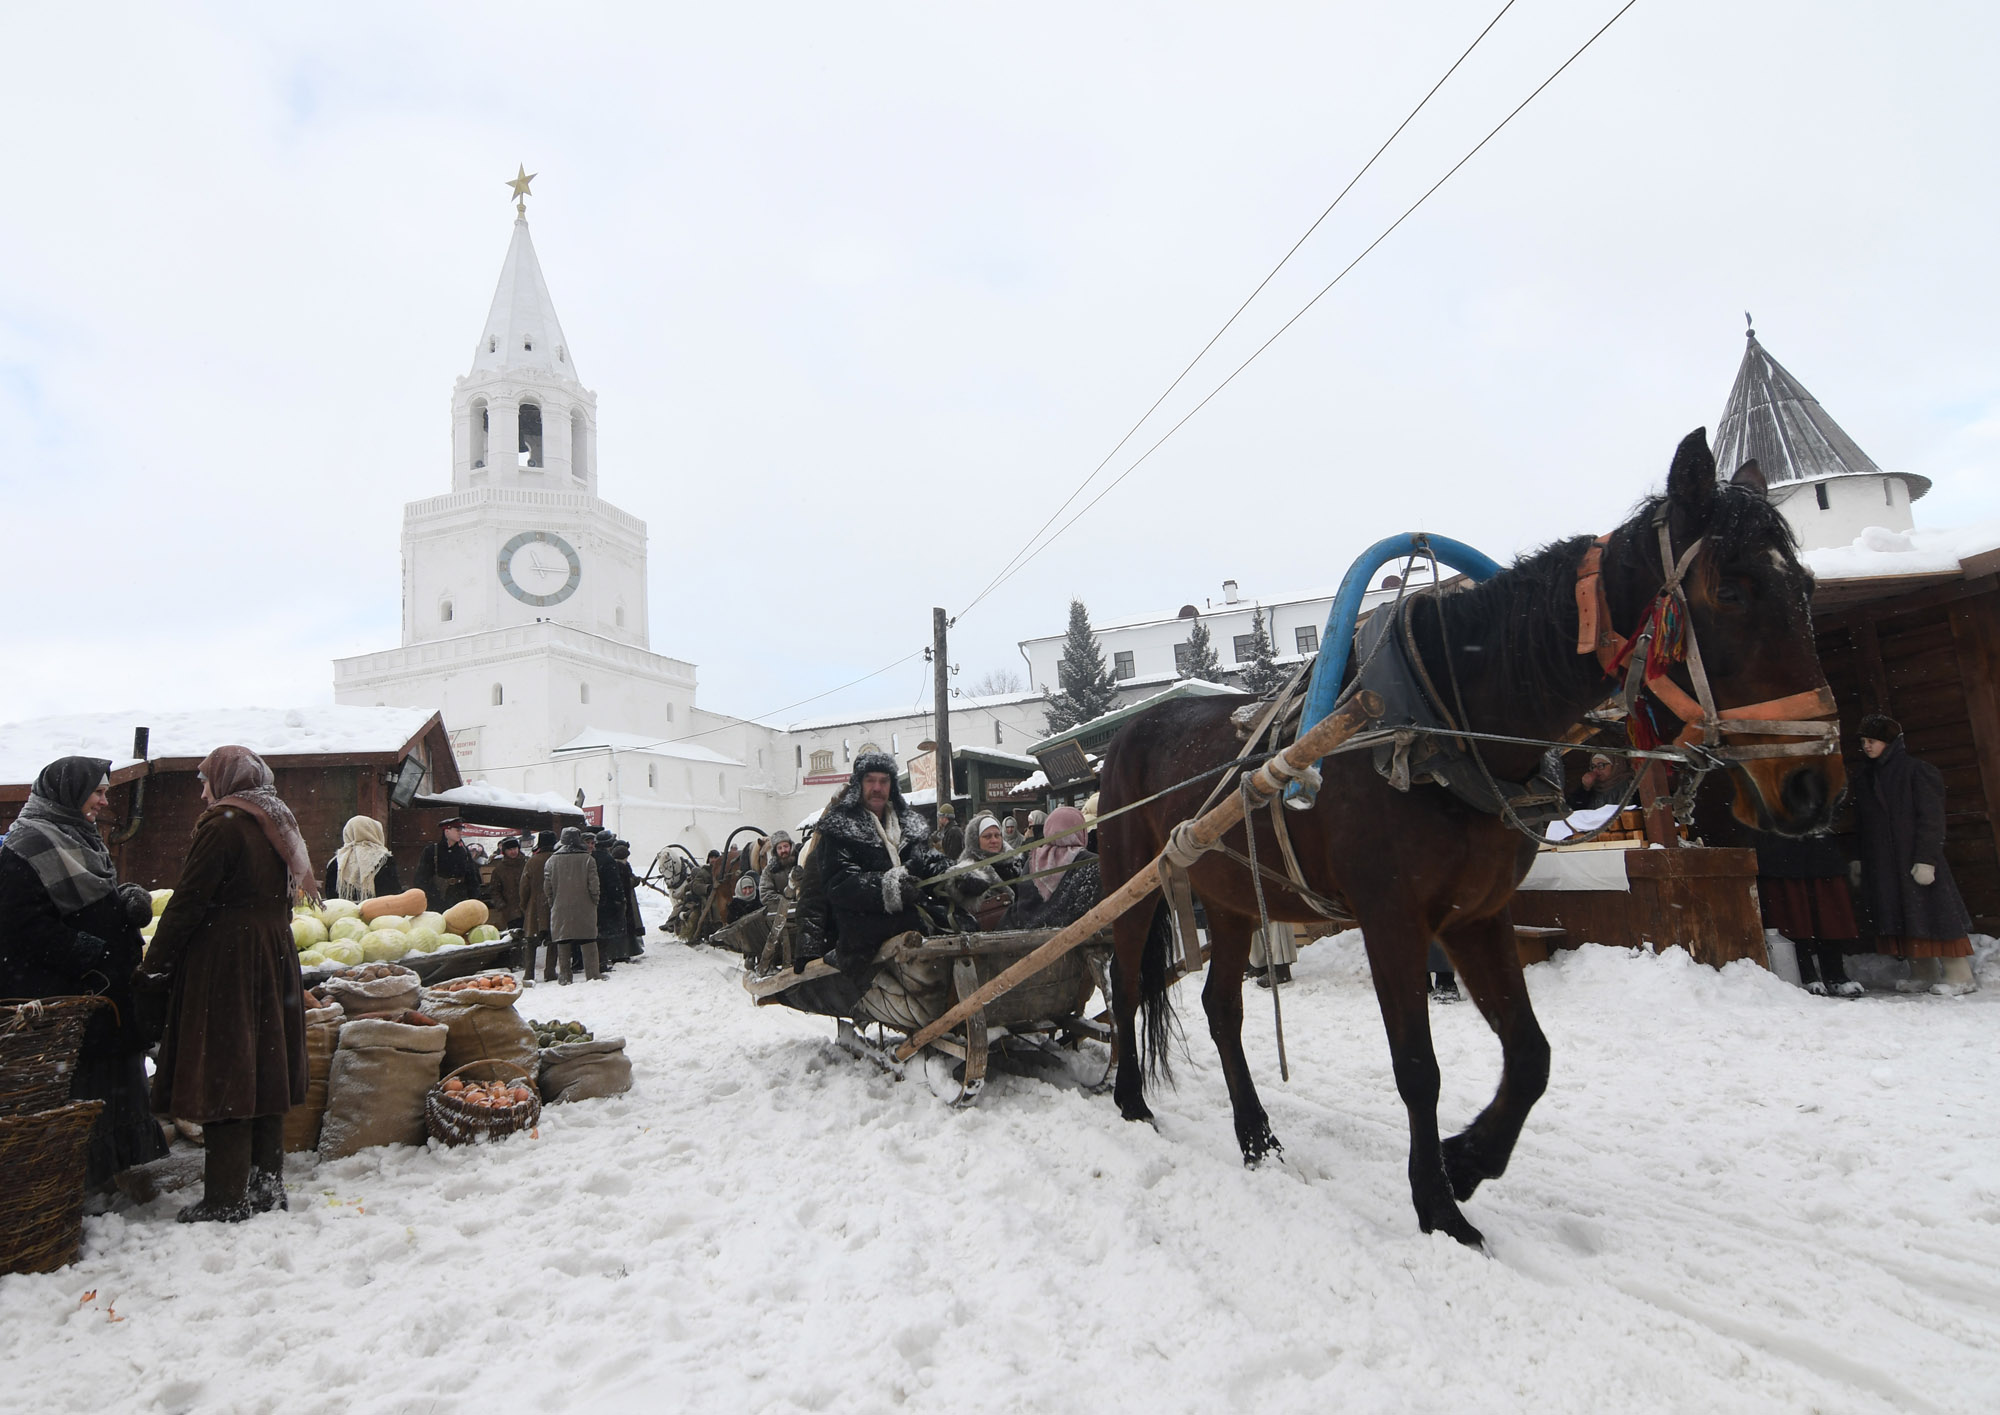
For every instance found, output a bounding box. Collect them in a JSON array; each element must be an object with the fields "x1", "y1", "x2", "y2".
[{"x1": 0, "y1": 707, "x2": 473, "y2": 892}]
